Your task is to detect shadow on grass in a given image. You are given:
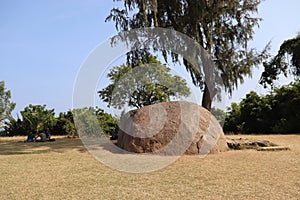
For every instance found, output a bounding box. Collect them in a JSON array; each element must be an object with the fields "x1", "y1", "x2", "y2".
[{"x1": 0, "y1": 137, "x2": 87, "y2": 155}]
